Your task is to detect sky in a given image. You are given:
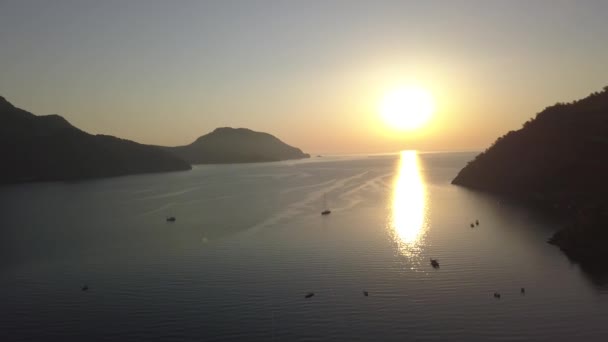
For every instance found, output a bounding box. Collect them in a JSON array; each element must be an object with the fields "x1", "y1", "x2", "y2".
[{"x1": 1, "y1": 0, "x2": 608, "y2": 154}]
